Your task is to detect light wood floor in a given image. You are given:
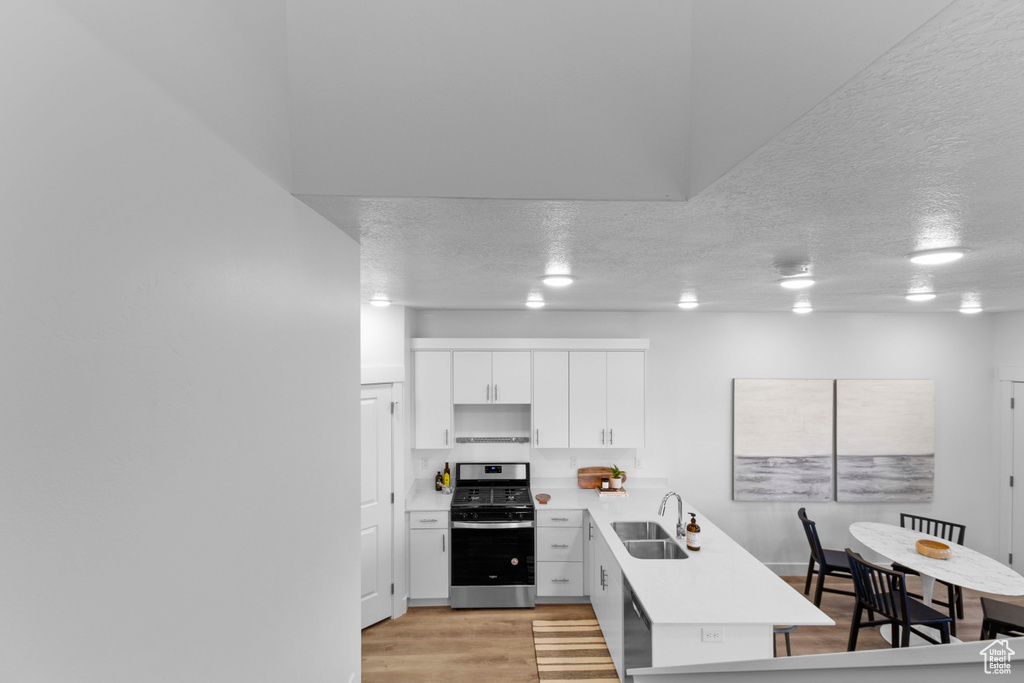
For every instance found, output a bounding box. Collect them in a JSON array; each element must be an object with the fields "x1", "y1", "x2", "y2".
[{"x1": 362, "y1": 579, "x2": 1024, "y2": 681}]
